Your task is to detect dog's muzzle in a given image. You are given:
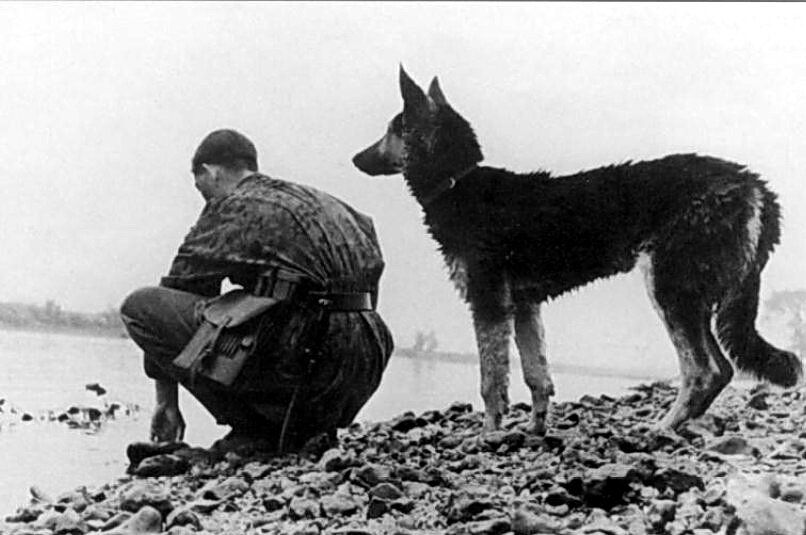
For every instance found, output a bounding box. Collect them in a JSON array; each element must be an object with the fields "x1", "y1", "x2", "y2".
[{"x1": 352, "y1": 139, "x2": 401, "y2": 176}]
